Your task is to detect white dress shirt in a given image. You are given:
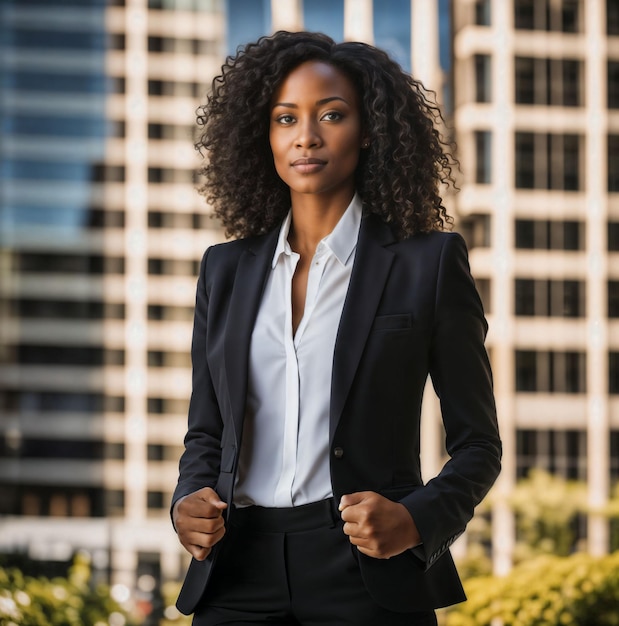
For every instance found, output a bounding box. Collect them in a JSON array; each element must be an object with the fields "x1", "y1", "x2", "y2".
[{"x1": 234, "y1": 194, "x2": 362, "y2": 507}]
